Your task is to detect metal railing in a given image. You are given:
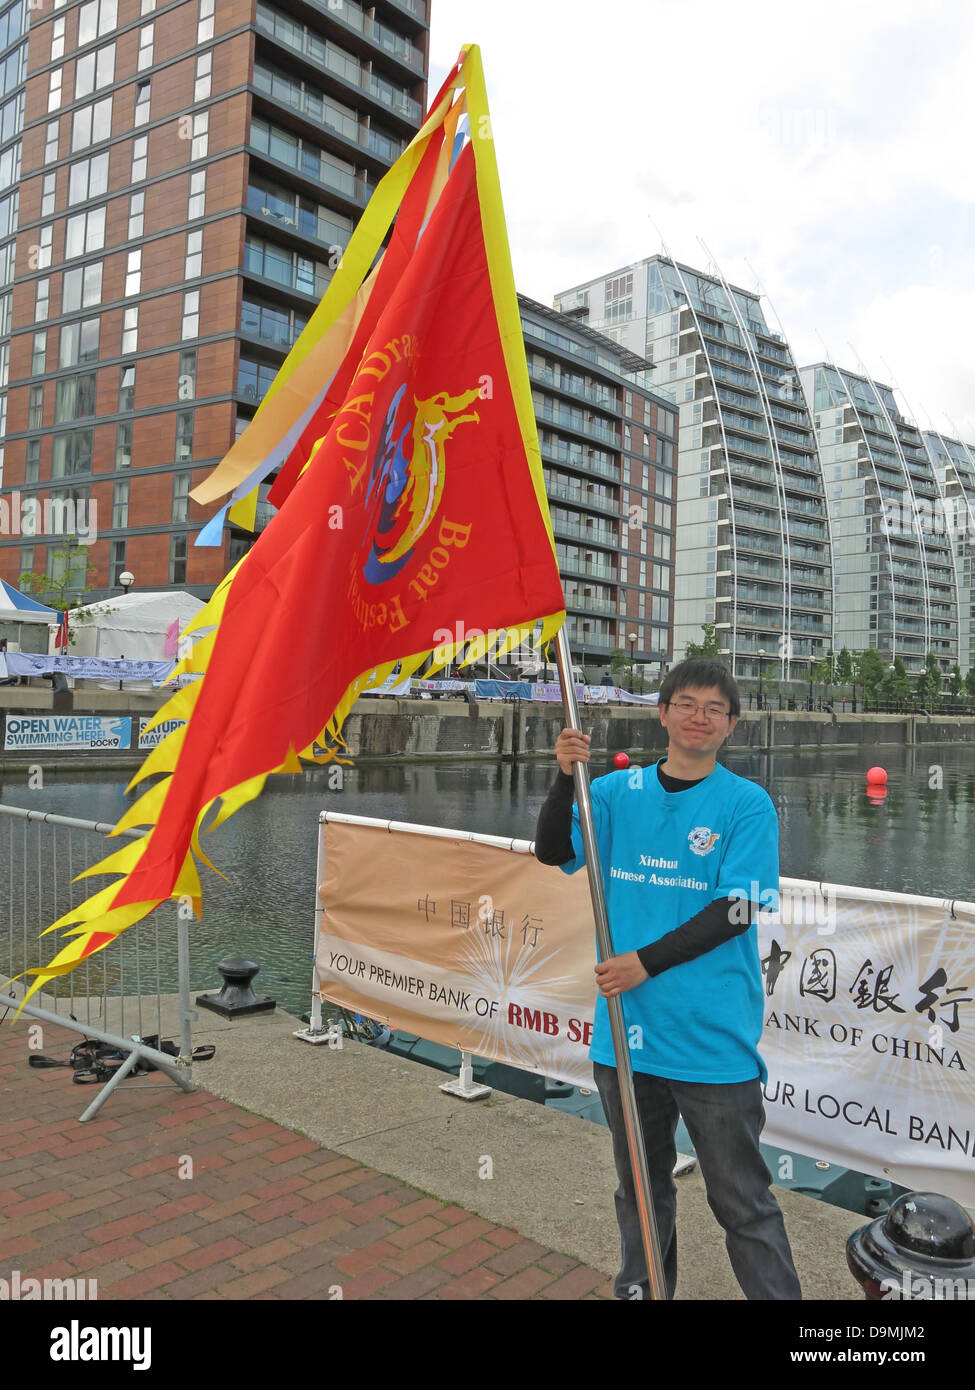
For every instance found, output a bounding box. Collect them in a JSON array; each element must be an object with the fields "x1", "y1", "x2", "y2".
[{"x1": 0, "y1": 805, "x2": 196, "y2": 1120}]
